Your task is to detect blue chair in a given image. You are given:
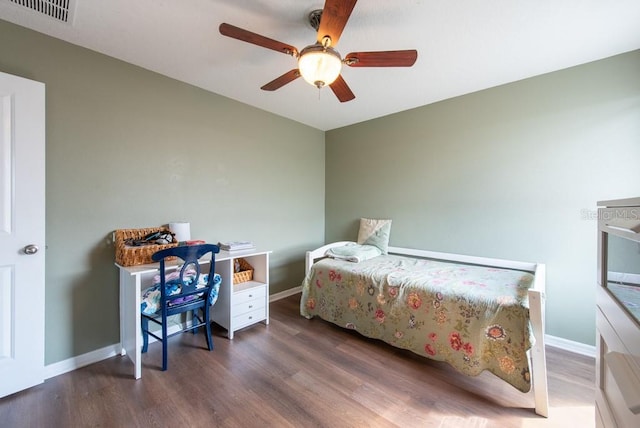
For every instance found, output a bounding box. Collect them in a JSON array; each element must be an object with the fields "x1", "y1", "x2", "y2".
[{"x1": 141, "y1": 244, "x2": 220, "y2": 371}]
